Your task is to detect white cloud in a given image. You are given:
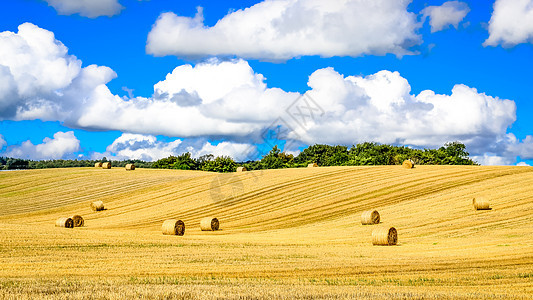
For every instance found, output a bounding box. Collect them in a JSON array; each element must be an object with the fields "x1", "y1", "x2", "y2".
[
  {"x1": 1, "y1": 23, "x2": 531, "y2": 165},
  {"x1": 146, "y1": 0, "x2": 421, "y2": 60},
  {"x1": 92, "y1": 133, "x2": 255, "y2": 162},
  {"x1": 516, "y1": 161, "x2": 530, "y2": 166},
  {"x1": 421, "y1": 1, "x2": 470, "y2": 33},
  {"x1": 484, "y1": 0, "x2": 533, "y2": 47},
  {"x1": 0, "y1": 134, "x2": 6, "y2": 149},
  {"x1": 0, "y1": 23, "x2": 116, "y2": 122},
  {"x1": 43, "y1": 0, "x2": 123, "y2": 18},
  {"x1": 294, "y1": 68, "x2": 516, "y2": 154},
  {"x1": 471, "y1": 154, "x2": 513, "y2": 166},
  {"x1": 504, "y1": 134, "x2": 533, "y2": 159},
  {"x1": 2, "y1": 131, "x2": 80, "y2": 160}
]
